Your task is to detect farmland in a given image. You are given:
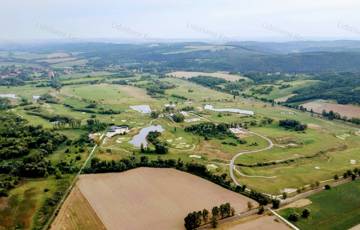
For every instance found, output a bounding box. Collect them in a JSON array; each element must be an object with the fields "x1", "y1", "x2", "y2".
[
  {"x1": 302, "y1": 100, "x2": 360, "y2": 119},
  {"x1": 280, "y1": 179, "x2": 360, "y2": 230},
  {"x1": 2, "y1": 73, "x2": 360, "y2": 196},
  {"x1": 71, "y1": 168, "x2": 256, "y2": 230},
  {"x1": 1, "y1": 44, "x2": 360, "y2": 229},
  {"x1": 50, "y1": 186, "x2": 105, "y2": 230}
]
